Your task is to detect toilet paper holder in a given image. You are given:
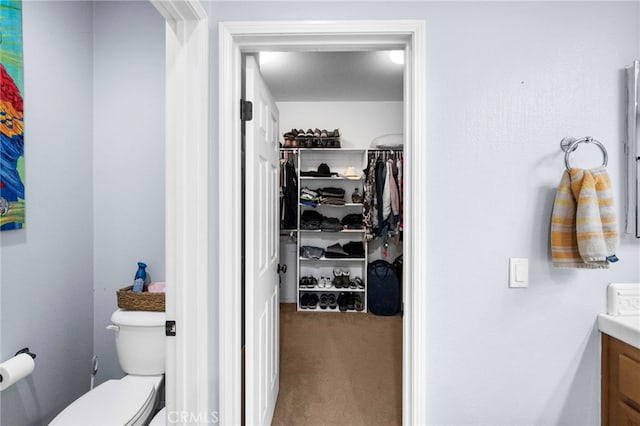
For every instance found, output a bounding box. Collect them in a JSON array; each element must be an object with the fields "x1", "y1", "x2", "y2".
[
  {"x1": 14, "y1": 347, "x2": 36, "y2": 360},
  {"x1": 0, "y1": 348, "x2": 36, "y2": 391}
]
